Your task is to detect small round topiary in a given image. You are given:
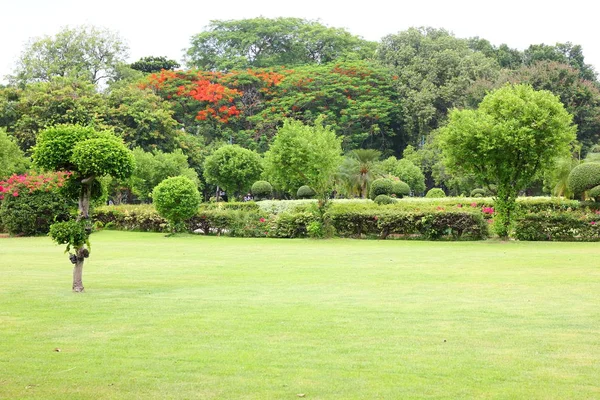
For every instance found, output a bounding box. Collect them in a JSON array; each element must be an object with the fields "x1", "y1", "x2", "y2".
[
  {"x1": 470, "y1": 188, "x2": 485, "y2": 198},
  {"x1": 297, "y1": 185, "x2": 316, "y2": 199},
  {"x1": 391, "y1": 180, "x2": 410, "y2": 198},
  {"x1": 426, "y1": 188, "x2": 446, "y2": 198},
  {"x1": 369, "y1": 178, "x2": 393, "y2": 200},
  {"x1": 374, "y1": 194, "x2": 396, "y2": 205},
  {"x1": 589, "y1": 185, "x2": 600, "y2": 201},
  {"x1": 251, "y1": 180, "x2": 273, "y2": 200},
  {"x1": 568, "y1": 162, "x2": 600, "y2": 197},
  {"x1": 152, "y1": 176, "x2": 201, "y2": 232}
]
